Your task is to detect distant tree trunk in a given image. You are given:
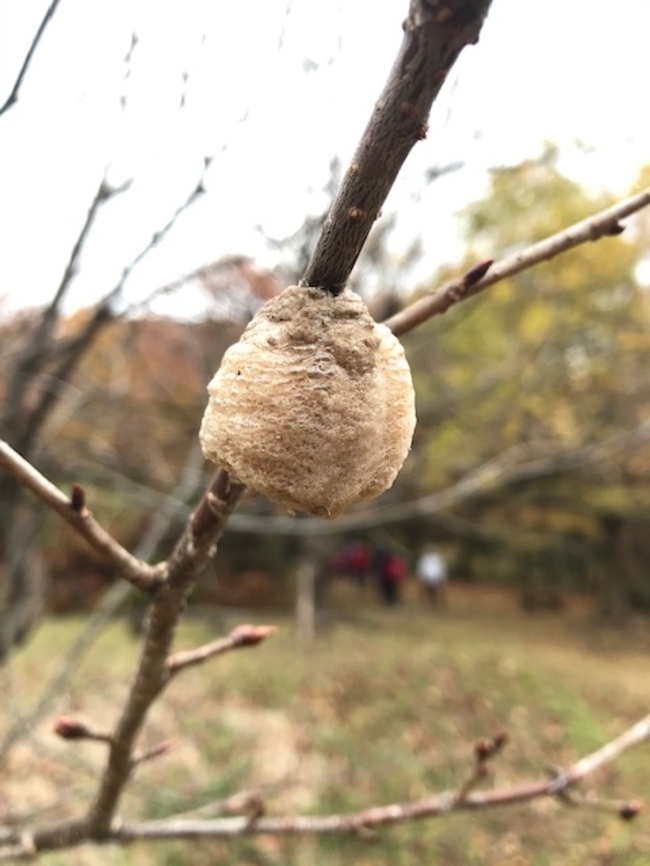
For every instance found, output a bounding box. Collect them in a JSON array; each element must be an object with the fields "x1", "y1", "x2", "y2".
[
  {"x1": 598, "y1": 513, "x2": 629, "y2": 623},
  {"x1": 294, "y1": 539, "x2": 333, "y2": 646},
  {"x1": 295, "y1": 554, "x2": 317, "y2": 646},
  {"x1": 0, "y1": 479, "x2": 46, "y2": 658}
]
